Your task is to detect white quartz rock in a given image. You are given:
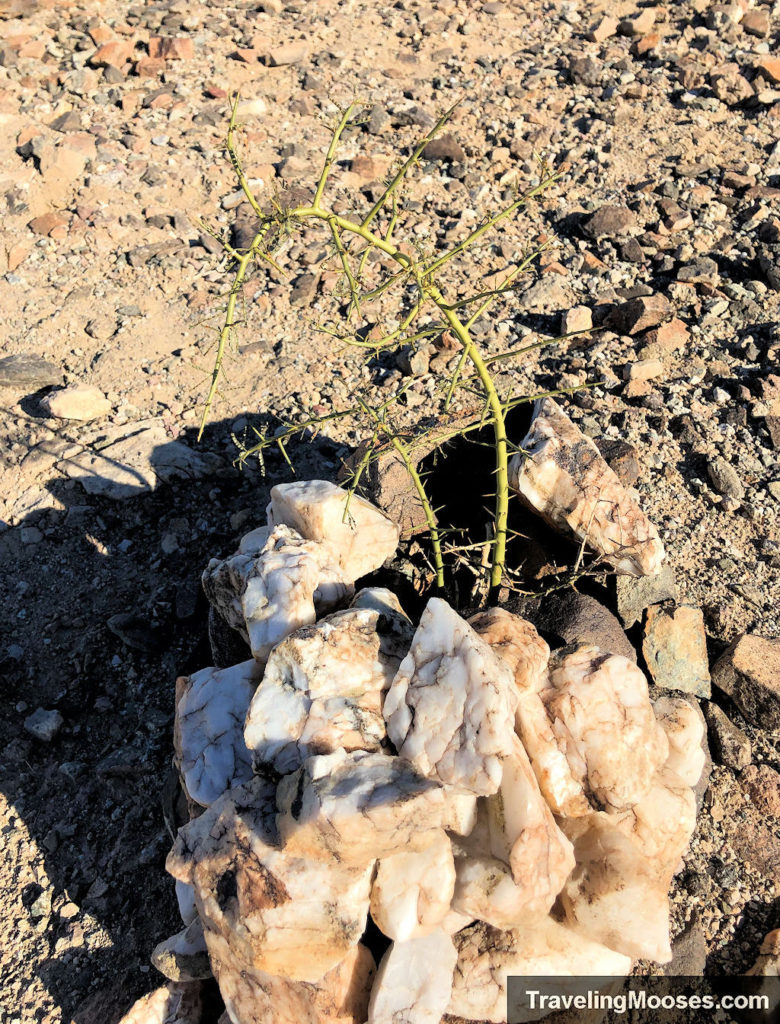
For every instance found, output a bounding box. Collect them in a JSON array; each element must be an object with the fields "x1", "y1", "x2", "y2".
[
  {"x1": 559, "y1": 813, "x2": 675, "y2": 963},
  {"x1": 384, "y1": 598, "x2": 518, "y2": 796},
  {"x1": 174, "y1": 660, "x2": 261, "y2": 807},
  {"x1": 351, "y1": 586, "x2": 410, "y2": 620},
  {"x1": 611, "y1": 766, "x2": 697, "y2": 868},
  {"x1": 370, "y1": 830, "x2": 455, "y2": 941},
  {"x1": 508, "y1": 397, "x2": 665, "y2": 576},
  {"x1": 447, "y1": 918, "x2": 631, "y2": 1024},
  {"x1": 244, "y1": 607, "x2": 412, "y2": 774},
  {"x1": 117, "y1": 983, "x2": 203, "y2": 1024},
  {"x1": 209, "y1": 932, "x2": 376, "y2": 1024},
  {"x1": 276, "y1": 749, "x2": 477, "y2": 867},
  {"x1": 151, "y1": 918, "x2": 211, "y2": 982},
  {"x1": 486, "y1": 735, "x2": 574, "y2": 902},
  {"x1": 469, "y1": 608, "x2": 550, "y2": 695},
  {"x1": 653, "y1": 695, "x2": 706, "y2": 787},
  {"x1": 514, "y1": 688, "x2": 590, "y2": 818},
  {"x1": 202, "y1": 524, "x2": 353, "y2": 664},
  {"x1": 267, "y1": 480, "x2": 400, "y2": 580},
  {"x1": 167, "y1": 775, "x2": 372, "y2": 983},
  {"x1": 546, "y1": 644, "x2": 669, "y2": 812},
  {"x1": 175, "y1": 880, "x2": 197, "y2": 926},
  {"x1": 368, "y1": 930, "x2": 457, "y2": 1024}
]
